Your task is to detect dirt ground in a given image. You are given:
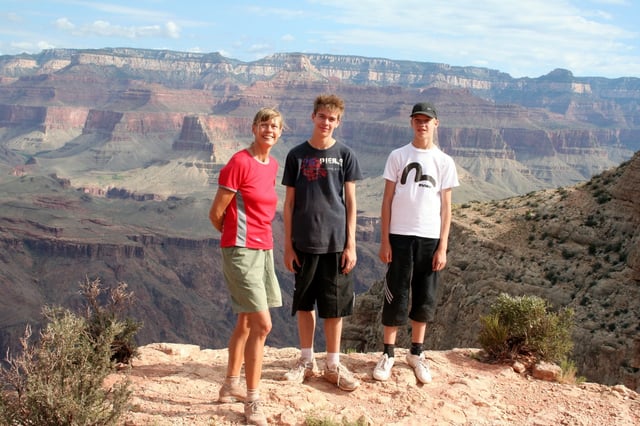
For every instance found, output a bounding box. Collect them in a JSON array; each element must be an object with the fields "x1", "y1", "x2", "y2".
[{"x1": 110, "y1": 343, "x2": 640, "y2": 425}]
